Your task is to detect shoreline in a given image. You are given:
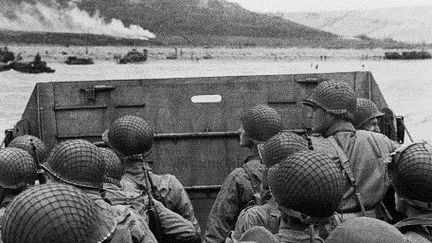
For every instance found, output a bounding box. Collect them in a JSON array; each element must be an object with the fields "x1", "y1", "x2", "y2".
[{"x1": 3, "y1": 45, "x2": 431, "y2": 64}]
